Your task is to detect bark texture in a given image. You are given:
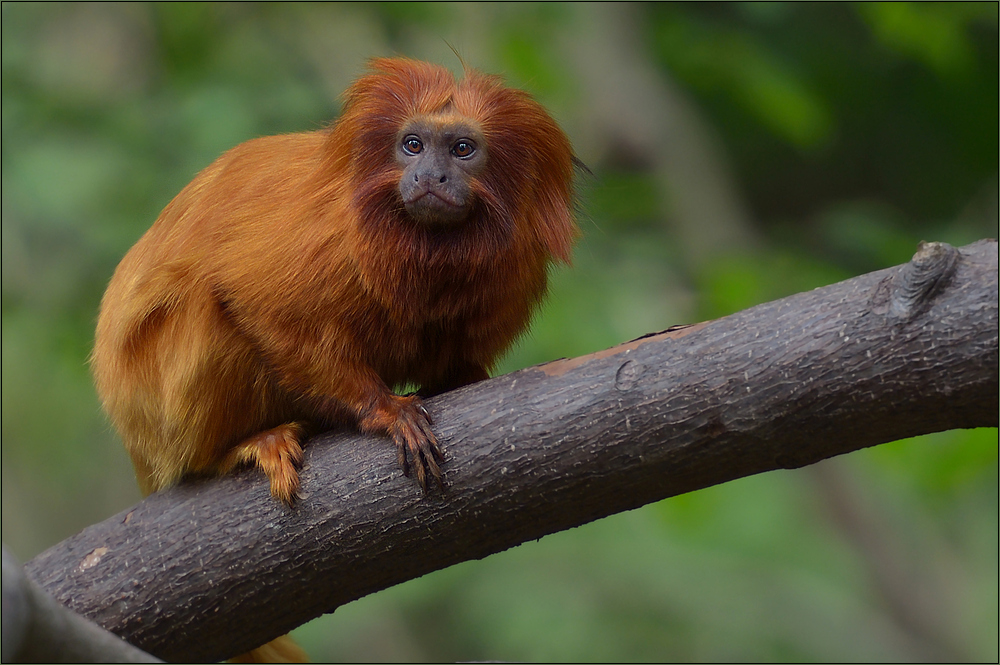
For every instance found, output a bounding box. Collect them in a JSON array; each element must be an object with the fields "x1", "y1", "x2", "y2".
[
  {"x1": 24, "y1": 239, "x2": 998, "y2": 662},
  {"x1": 3, "y1": 546, "x2": 162, "y2": 663}
]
